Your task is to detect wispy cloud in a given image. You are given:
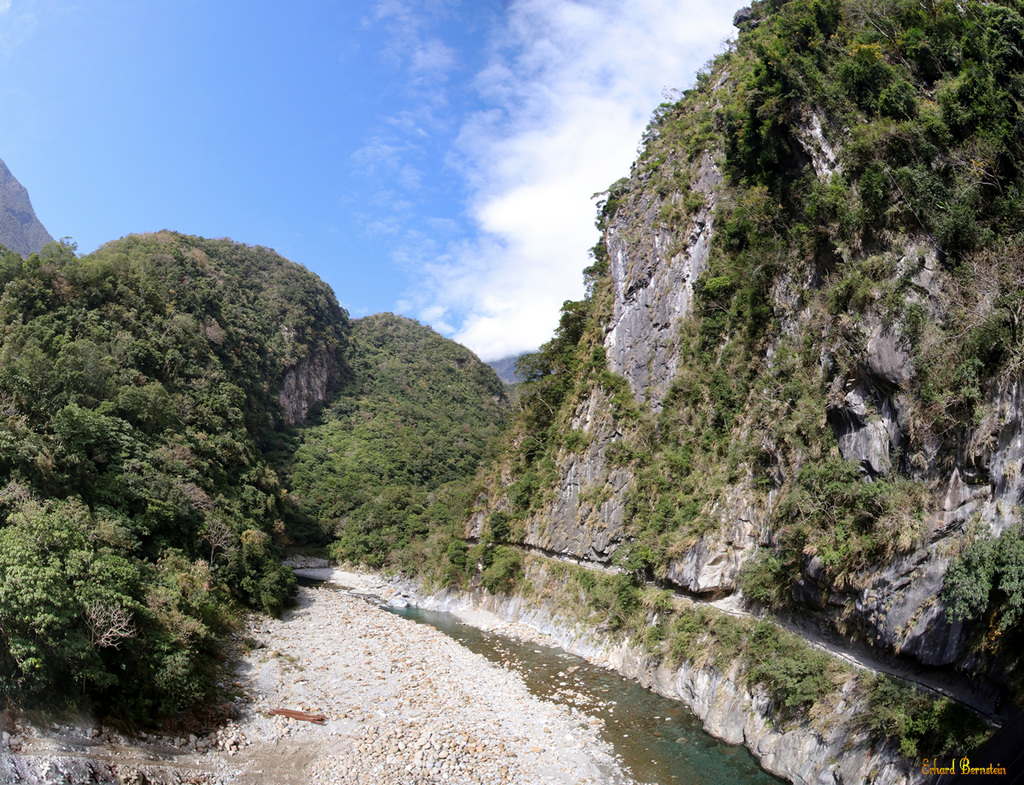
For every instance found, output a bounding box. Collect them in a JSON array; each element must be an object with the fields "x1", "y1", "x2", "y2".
[
  {"x1": 368, "y1": 0, "x2": 460, "y2": 85},
  {"x1": 404, "y1": 0, "x2": 736, "y2": 361},
  {"x1": 410, "y1": 37, "x2": 456, "y2": 78},
  {"x1": 351, "y1": 0, "x2": 466, "y2": 249},
  {"x1": 0, "y1": 0, "x2": 39, "y2": 56},
  {"x1": 352, "y1": 138, "x2": 408, "y2": 175}
]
